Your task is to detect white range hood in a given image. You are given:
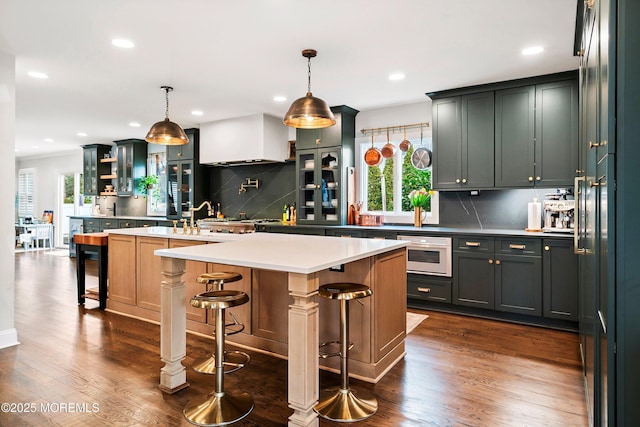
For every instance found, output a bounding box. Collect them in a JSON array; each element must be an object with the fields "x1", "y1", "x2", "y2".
[{"x1": 200, "y1": 113, "x2": 289, "y2": 165}]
